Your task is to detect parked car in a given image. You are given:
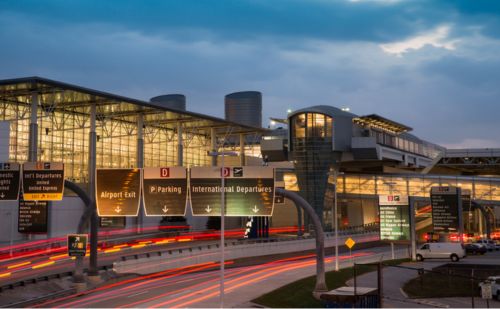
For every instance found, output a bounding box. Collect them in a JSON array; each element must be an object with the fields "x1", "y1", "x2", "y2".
[
  {"x1": 416, "y1": 242, "x2": 466, "y2": 262},
  {"x1": 479, "y1": 276, "x2": 500, "y2": 299},
  {"x1": 465, "y1": 243, "x2": 487, "y2": 255},
  {"x1": 475, "y1": 239, "x2": 496, "y2": 251}
]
